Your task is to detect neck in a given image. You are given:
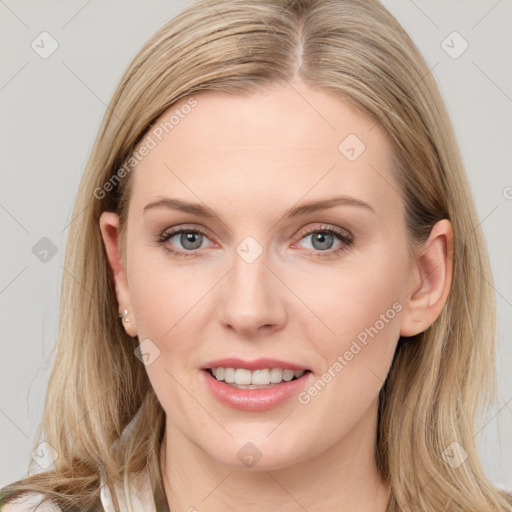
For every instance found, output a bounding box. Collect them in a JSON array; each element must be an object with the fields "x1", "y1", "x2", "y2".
[{"x1": 159, "y1": 399, "x2": 390, "y2": 512}]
